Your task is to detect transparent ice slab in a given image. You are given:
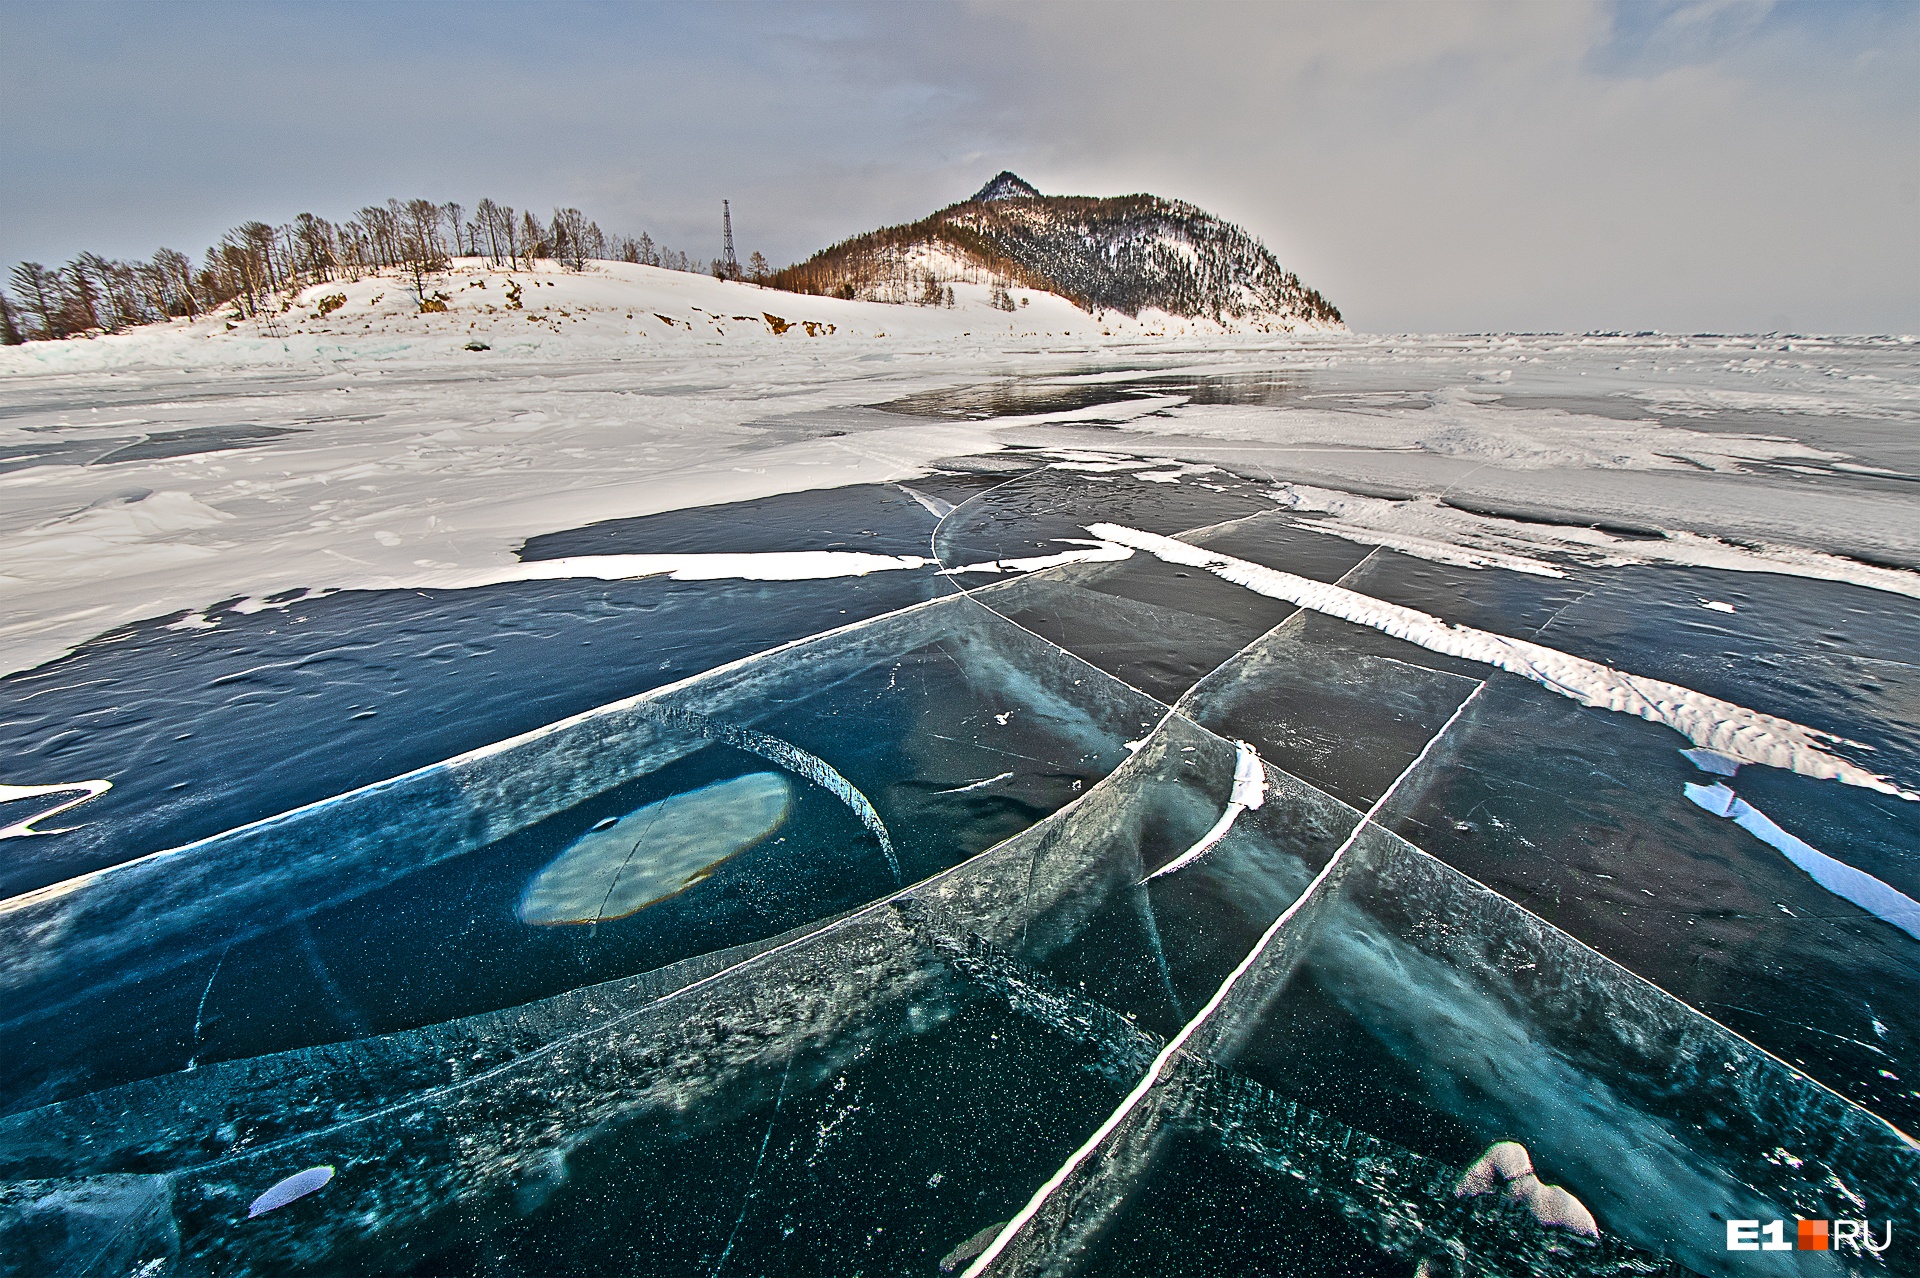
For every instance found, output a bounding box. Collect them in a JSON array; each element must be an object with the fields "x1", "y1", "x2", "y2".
[
  {"x1": 0, "y1": 593, "x2": 1165, "y2": 1112},
  {"x1": 930, "y1": 468, "x2": 1273, "y2": 577},
  {"x1": 0, "y1": 678, "x2": 1253, "y2": 1275},
  {"x1": 0, "y1": 570, "x2": 948, "y2": 899},
  {"x1": 980, "y1": 826, "x2": 1918, "y2": 1277},
  {"x1": 976, "y1": 558, "x2": 1300, "y2": 704},
  {"x1": 1177, "y1": 609, "x2": 1484, "y2": 811},
  {"x1": 1381, "y1": 676, "x2": 1920, "y2": 1135}
]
